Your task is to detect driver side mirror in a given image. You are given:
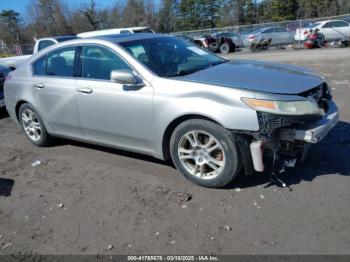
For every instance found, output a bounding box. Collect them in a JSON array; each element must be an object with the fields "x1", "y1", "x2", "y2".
[{"x1": 110, "y1": 70, "x2": 145, "y2": 88}]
